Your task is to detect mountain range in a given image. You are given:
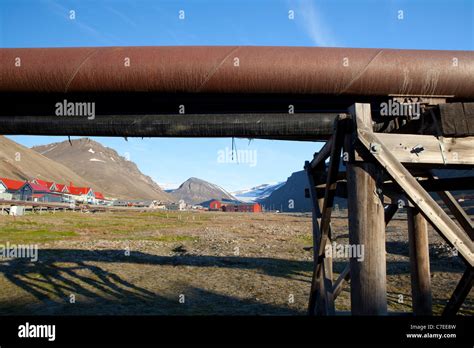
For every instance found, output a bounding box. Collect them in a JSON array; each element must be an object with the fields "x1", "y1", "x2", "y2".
[
  {"x1": 7, "y1": 136, "x2": 467, "y2": 214},
  {"x1": 0, "y1": 135, "x2": 311, "y2": 207}
]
